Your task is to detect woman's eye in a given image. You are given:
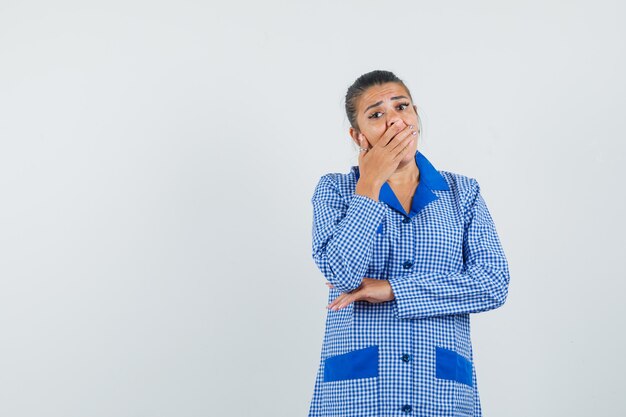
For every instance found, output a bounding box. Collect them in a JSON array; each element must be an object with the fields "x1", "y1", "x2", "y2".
[{"x1": 368, "y1": 102, "x2": 410, "y2": 119}]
